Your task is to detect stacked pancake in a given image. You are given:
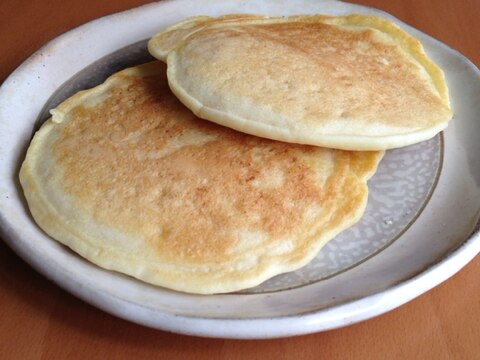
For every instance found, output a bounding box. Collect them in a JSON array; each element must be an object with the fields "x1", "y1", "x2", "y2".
[{"x1": 20, "y1": 14, "x2": 452, "y2": 294}]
